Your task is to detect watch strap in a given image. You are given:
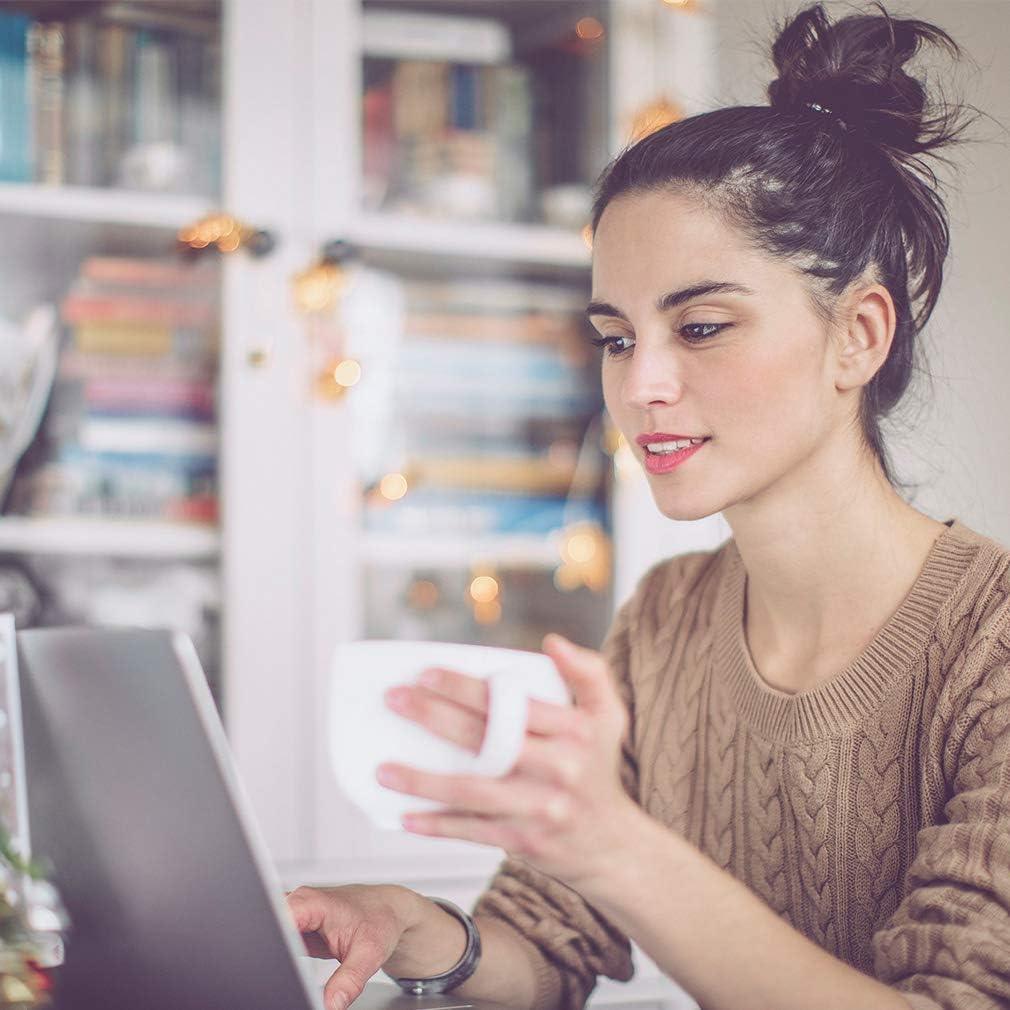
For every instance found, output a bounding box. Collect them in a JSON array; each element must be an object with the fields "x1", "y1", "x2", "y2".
[{"x1": 389, "y1": 896, "x2": 482, "y2": 996}]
